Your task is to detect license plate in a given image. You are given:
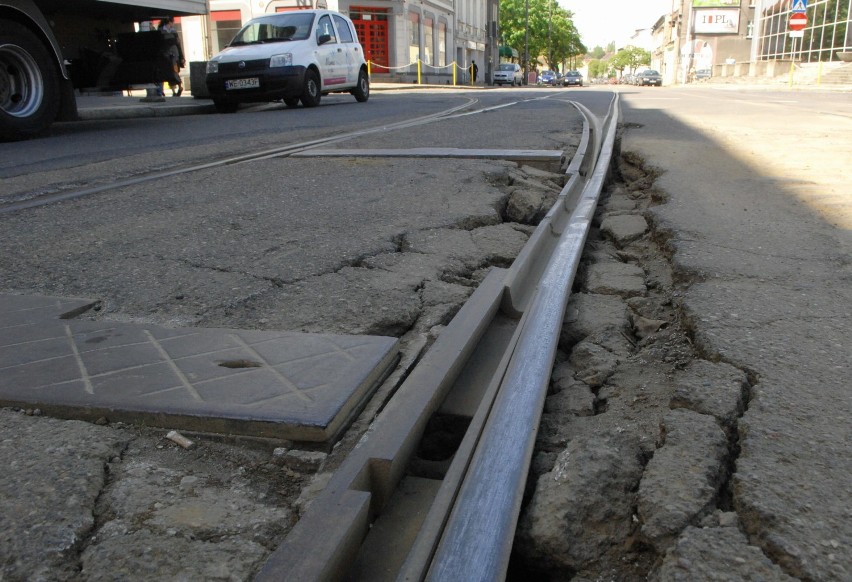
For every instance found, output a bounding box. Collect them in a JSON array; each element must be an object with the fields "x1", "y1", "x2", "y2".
[{"x1": 225, "y1": 77, "x2": 260, "y2": 90}]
